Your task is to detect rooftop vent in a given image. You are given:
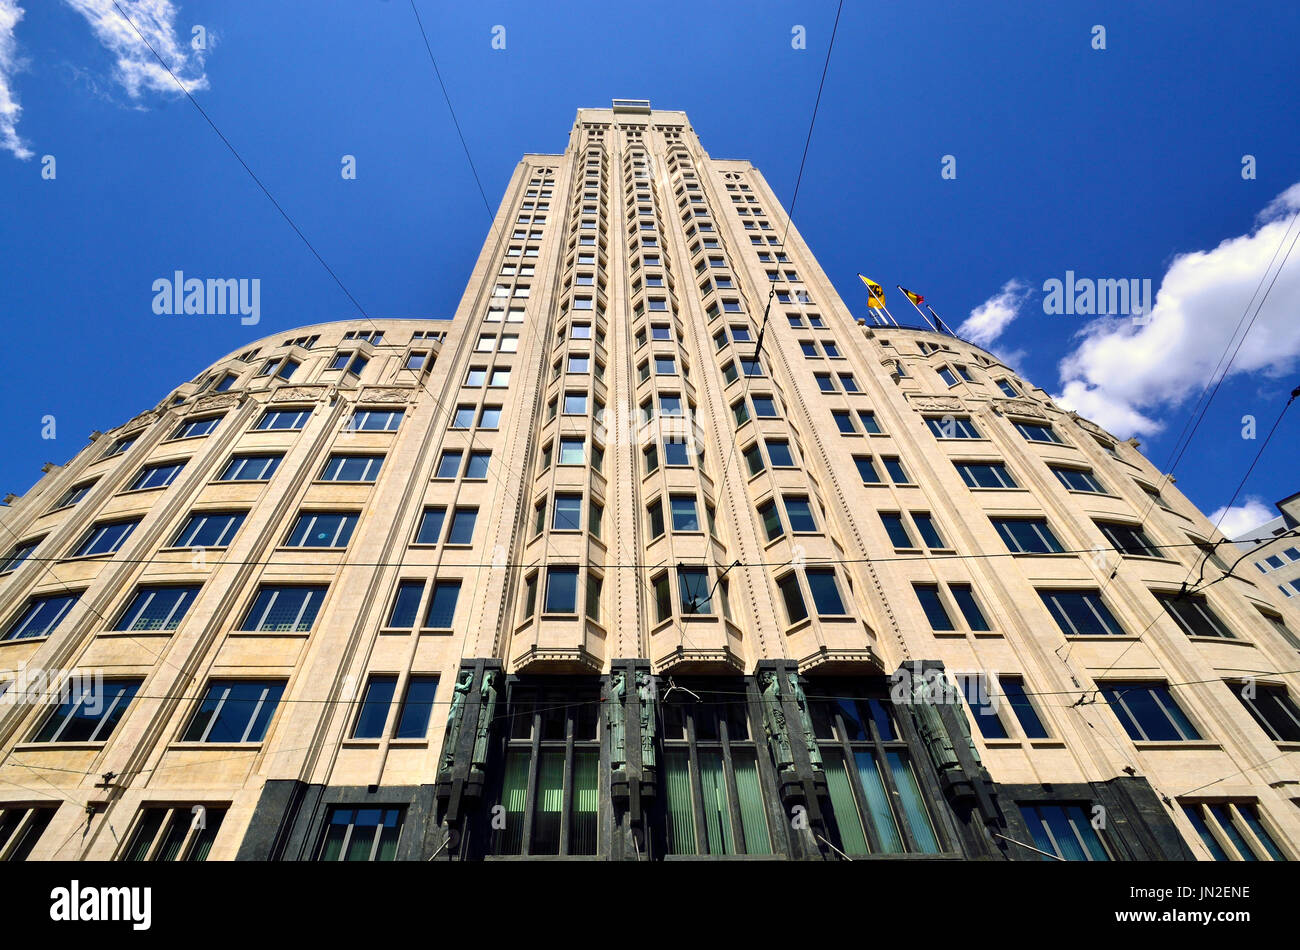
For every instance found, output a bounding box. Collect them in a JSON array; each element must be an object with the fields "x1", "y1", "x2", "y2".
[{"x1": 611, "y1": 98, "x2": 651, "y2": 114}]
